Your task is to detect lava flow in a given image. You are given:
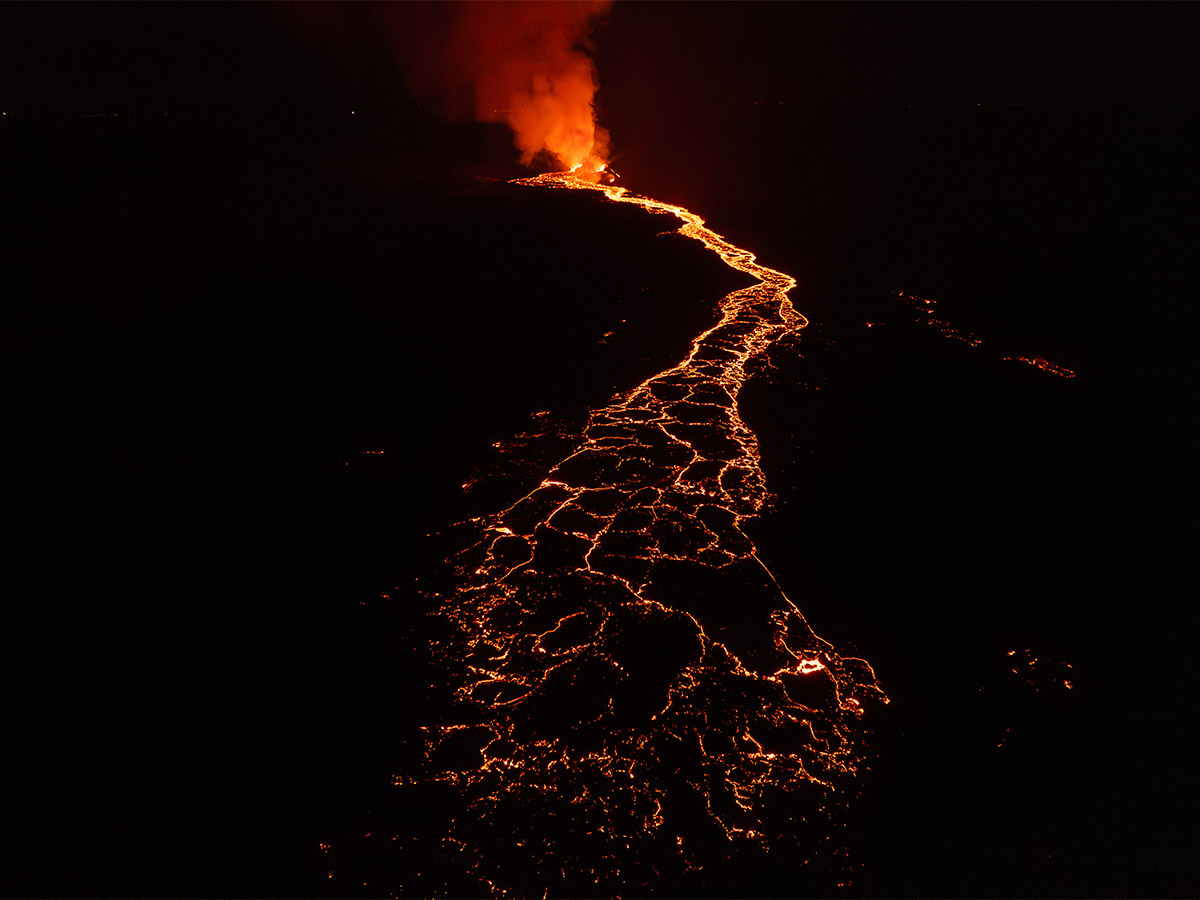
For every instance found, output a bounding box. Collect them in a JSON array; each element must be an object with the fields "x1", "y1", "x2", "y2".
[{"x1": 372, "y1": 174, "x2": 887, "y2": 897}]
